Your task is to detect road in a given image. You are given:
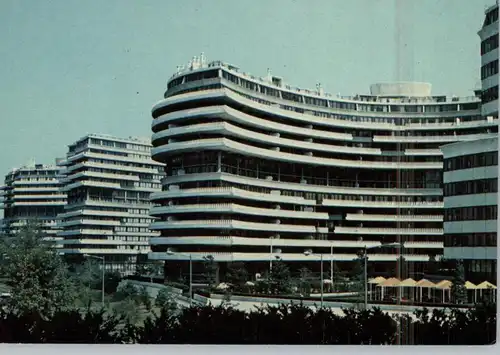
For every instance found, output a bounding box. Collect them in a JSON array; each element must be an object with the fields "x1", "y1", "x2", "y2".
[{"x1": 176, "y1": 297, "x2": 421, "y2": 320}]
